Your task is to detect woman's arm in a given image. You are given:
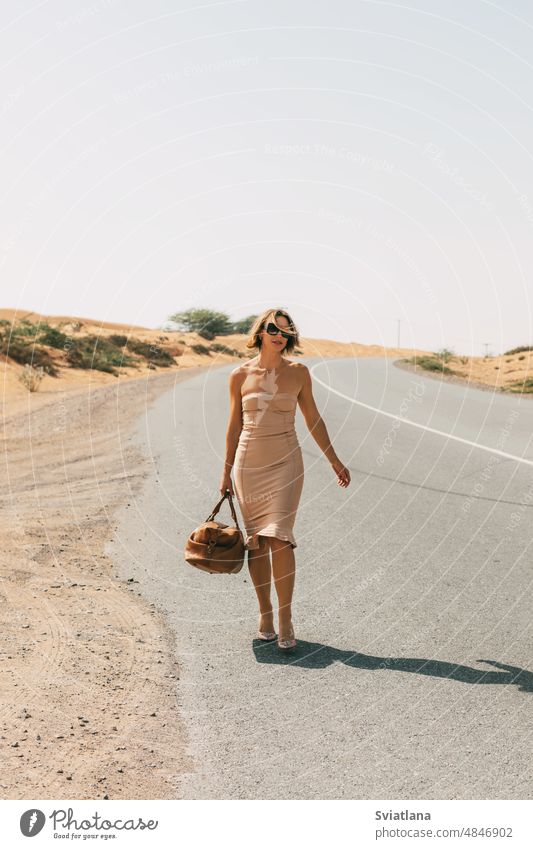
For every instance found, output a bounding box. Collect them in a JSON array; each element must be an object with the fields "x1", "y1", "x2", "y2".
[
  {"x1": 297, "y1": 364, "x2": 351, "y2": 487},
  {"x1": 219, "y1": 369, "x2": 243, "y2": 494}
]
